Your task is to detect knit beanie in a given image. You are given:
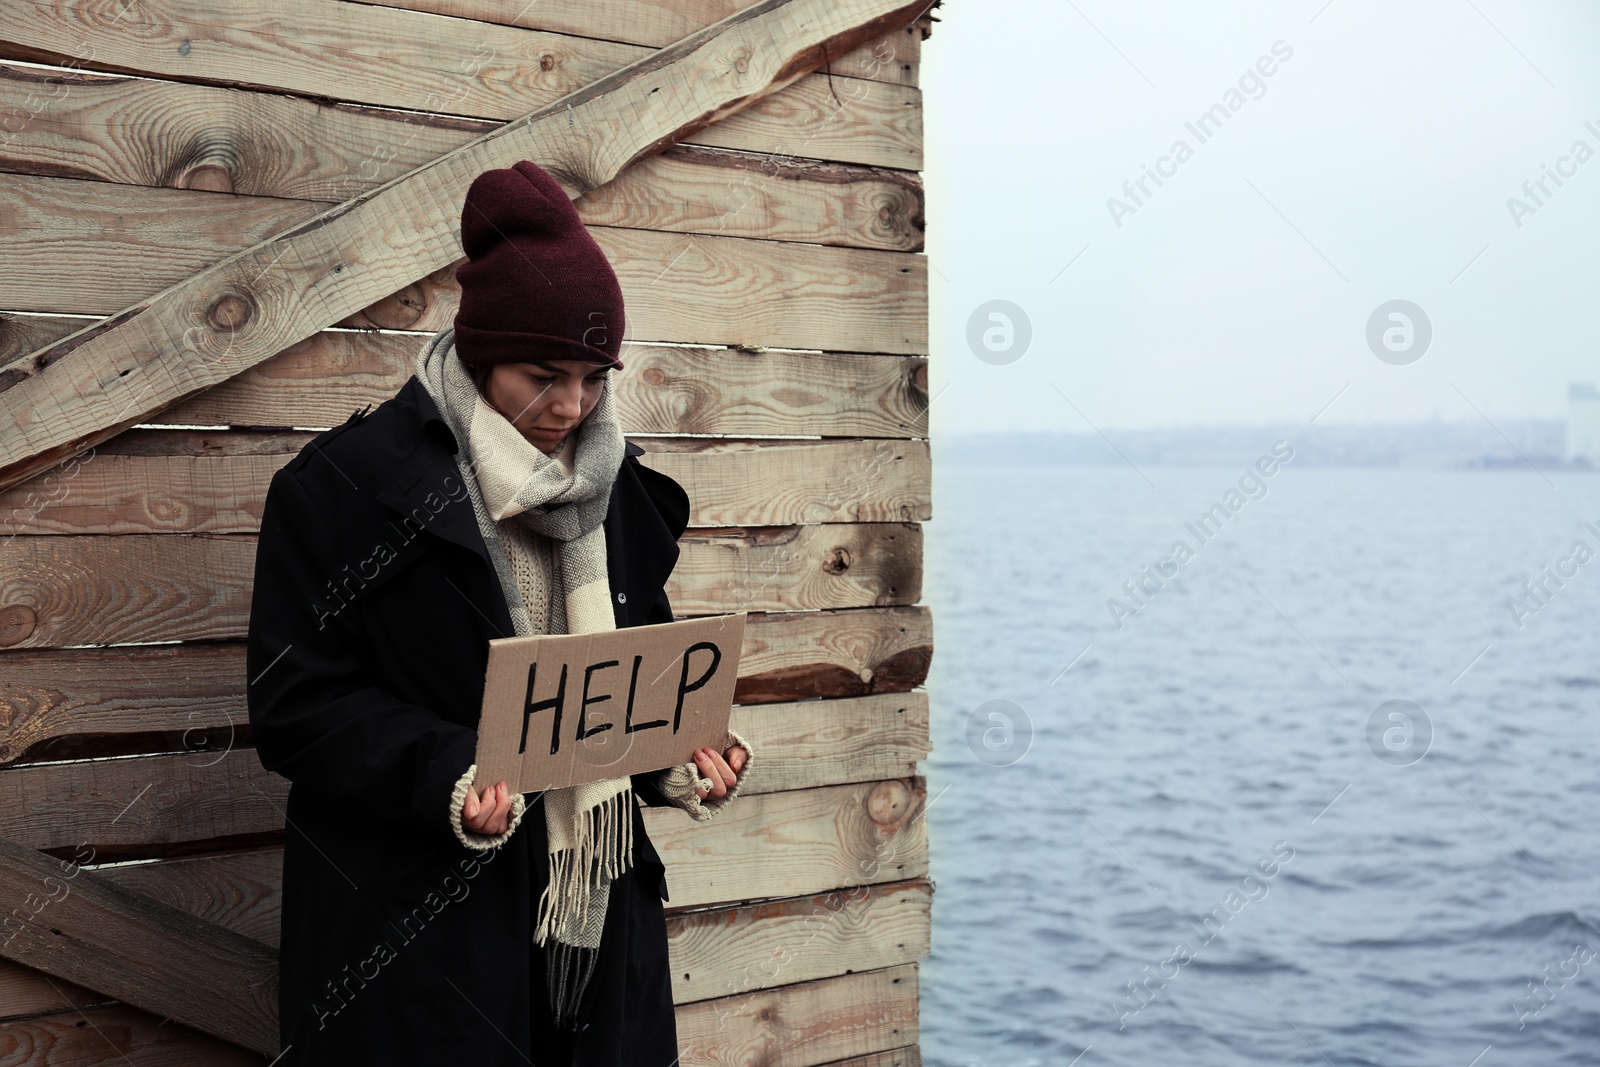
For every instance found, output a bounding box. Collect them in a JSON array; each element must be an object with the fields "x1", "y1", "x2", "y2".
[{"x1": 453, "y1": 160, "x2": 626, "y2": 370}]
